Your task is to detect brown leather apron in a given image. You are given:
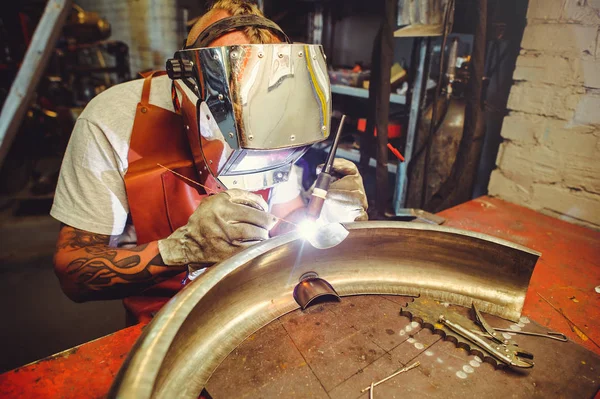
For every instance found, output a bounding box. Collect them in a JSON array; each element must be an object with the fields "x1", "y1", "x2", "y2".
[
  {"x1": 122, "y1": 71, "x2": 207, "y2": 323},
  {"x1": 122, "y1": 72, "x2": 271, "y2": 323}
]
